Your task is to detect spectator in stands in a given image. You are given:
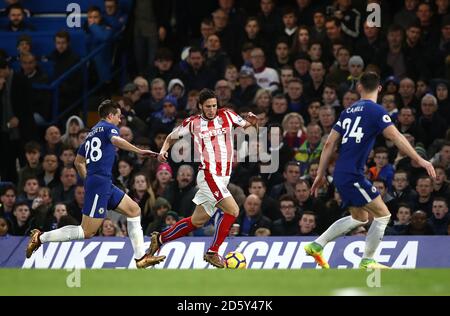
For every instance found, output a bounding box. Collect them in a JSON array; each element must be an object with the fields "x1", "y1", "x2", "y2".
[
  {"x1": 292, "y1": 53, "x2": 312, "y2": 85},
  {"x1": 281, "y1": 112, "x2": 307, "y2": 154},
  {"x1": 327, "y1": 46, "x2": 351, "y2": 86},
  {"x1": 271, "y1": 38, "x2": 290, "y2": 70},
  {"x1": 37, "y1": 153, "x2": 59, "y2": 189},
  {"x1": 431, "y1": 142, "x2": 450, "y2": 171},
  {"x1": 148, "y1": 95, "x2": 177, "y2": 140},
  {"x1": 43, "y1": 202, "x2": 69, "y2": 231},
  {"x1": 98, "y1": 217, "x2": 124, "y2": 237},
  {"x1": 250, "y1": 47, "x2": 279, "y2": 92},
  {"x1": 418, "y1": 94, "x2": 448, "y2": 148},
  {"x1": 341, "y1": 90, "x2": 359, "y2": 109},
  {"x1": 145, "y1": 197, "x2": 172, "y2": 235},
  {"x1": 233, "y1": 68, "x2": 259, "y2": 107},
  {"x1": 297, "y1": 211, "x2": 318, "y2": 236},
  {"x1": 224, "y1": 64, "x2": 239, "y2": 91},
  {"x1": 396, "y1": 107, "x2": 426, "y2": 145},
  {"x1": 305, "y1": 99, "x2": 321, "y2": 125},
  {"x1": 0, "y1": 216, "x2": 9, "y2": 237},
  {"x1": 153, "y1": 163, "x2": 173, "y2": 197},
  {"x1": 47, "y1": 31, "x2": 81, "y2": 118},
  {"x1": 129, "y1": 173, "x2": 156, "y2": 229},
  {"x1": 278, "y1": 65, "x2": 294, "y2": 94},
  {"x1": 253, "y1": 88, "x2": 272, "y2": 113},
  {"x1": 373, "y1": 179, "x2": 397, "y2": 214},
  {"x1": 270, "y1": 161, "x2": 301, "y2": 200},
  {"x1": 66, "y1": 183, "x2": 83, "y2": 224},
  {"x1": 381, "y1": 93, "x2": 399, "y2": 121},
  {"x1": 51, "y1": 166, "x2": 77, "y2": 204},
  {"x1": 167, "y1": 78, "x2": 186, "y2": 110},
  {"x1": 148, "y1": 48, "x2": 181, "y2": 85},
  {"x1": 211, "y1": 8, "x2": 235, "y2": 63},
  {"x1": 272, "y1": 194, "x2": 298, "y2": 236},
  {"x1": 17, "y1": 141, "x2": 42, "y2": 193},
  {"x1": 103, "y1": 0, "x2": 127, "y2": 33},
  {"x1": 390, "y1": 169, "x2": 418, "y2": 207},
  {"x1": 18, "y1": 176, "x2": 39, "y2": 208},
  {"x1": 307, "y1": 7, "x2": 324, "y2": 40},
  {"x1": 8, "y1": 201, "x2": 33, "y2": 235},
  {"x1": 0, "y1": 0, "x2": 30, "y2": 17},
  {"x1": 15, "y1": 34, "x2": 32, "y2": 61},
  {"x1": 0, "y1": 184, "x2": 16, "y2": 221},
  {"x1": 0, "y1": 57, "x2": 37, "y2": 183},
  {"x1": 236, "y1": 194, "x2": 272, "y2": 236},
  {"x1": 215, "y1": 80, "x2": 240, "y2": 108},
  {"x1": 85, "y1": 6, "x2": 113, "y2": 84},
  {"x1": 405, "y1": 210, "x2": 434, "y2": 235},
  {"x1": 248, "y1": 176, "x2": 280, "y2": 221},
  {"x1": 428, "y1": 197, "x2": 449, "y2": 235},
  {"x1": 432, "y1": 165, "x2": 450, "y2": 198},
  {"x1": 291, "y1": 26, "x2": 311, "y2": 57},
  {"x1": 205, "y1": 34, "x2": 230, "y2": 80},
  {"x1": 162, "y1": 164, "x2": 197, "y2": 218},
  {"x1": 286, "y1": 78, "x2": 306, "y2": 114},
  {"x1": 414, "y1": 176, "x2": 435, "y2": 217},
  {"x1": 323, "y1": 17, "x2": 352, "y2": 60},
  {"x1": 369, "y1": 147, "x2": 395, "y2": 191},
  {"x1": 333, "y1": 0, "x2": 361, "y2": 39},
  {"x1": 318, "y1": 105, "x2": 337, "y2": 137},
  {"x1": 114, "y1": 156, "x2": 134, "y2": 193},
  {"x1": 31, "y1": 187, "x2": 53, "y2": 230},
  {"x1": 42, "y1": 125, "x2": 62, "y2": 157},
  {"x1": 354, "y1": 21, "x2": 383, "y2": 66},
  {"x1": 295, "y1": 122, "x2": 323, "y2": 174},
  {"x1": 4, "y1": 3, "x2": 34, "y2": 32},
  {"x1": 386, "y1": 203, "x2": 412, "y2": 235},
  {"x1": 280, "y1": 6, "x2": 298, "y2": 46},
  {"x1": 182, "y1": 47, "x2": 216, "y2": 91},
  {"x1": 59, "y1": 146, "x2": 75, "y2": 168},
  {"x1": 267, "y1": 94, "x2": 289, "y2": 125},
  {"x1": 394, "y1": 0, "x2": 419, "y2": 30},
  {"x1": 61, "y1": 116, "x2": 84, "y2": 149}
]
